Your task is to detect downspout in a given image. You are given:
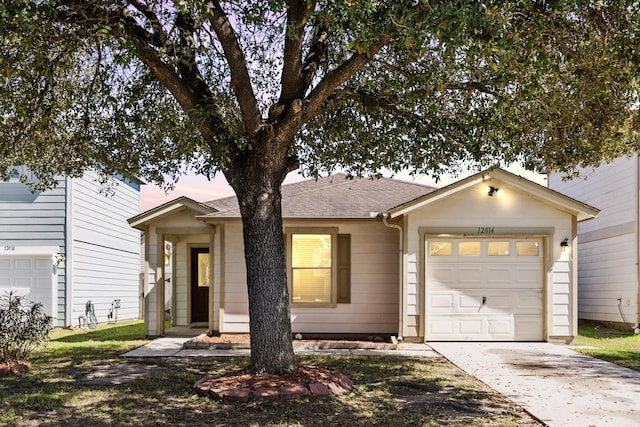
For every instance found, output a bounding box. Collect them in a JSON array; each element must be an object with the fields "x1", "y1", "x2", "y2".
[
  {"x1": 633, "y1": 152, "x2": 640, "y2": 334},
  {"x1": 65, "y1": 176, "x2": 73, "y2": 327},
  {"x1": 382, "y1": 212, "x2": 404, "y2": 341}
]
